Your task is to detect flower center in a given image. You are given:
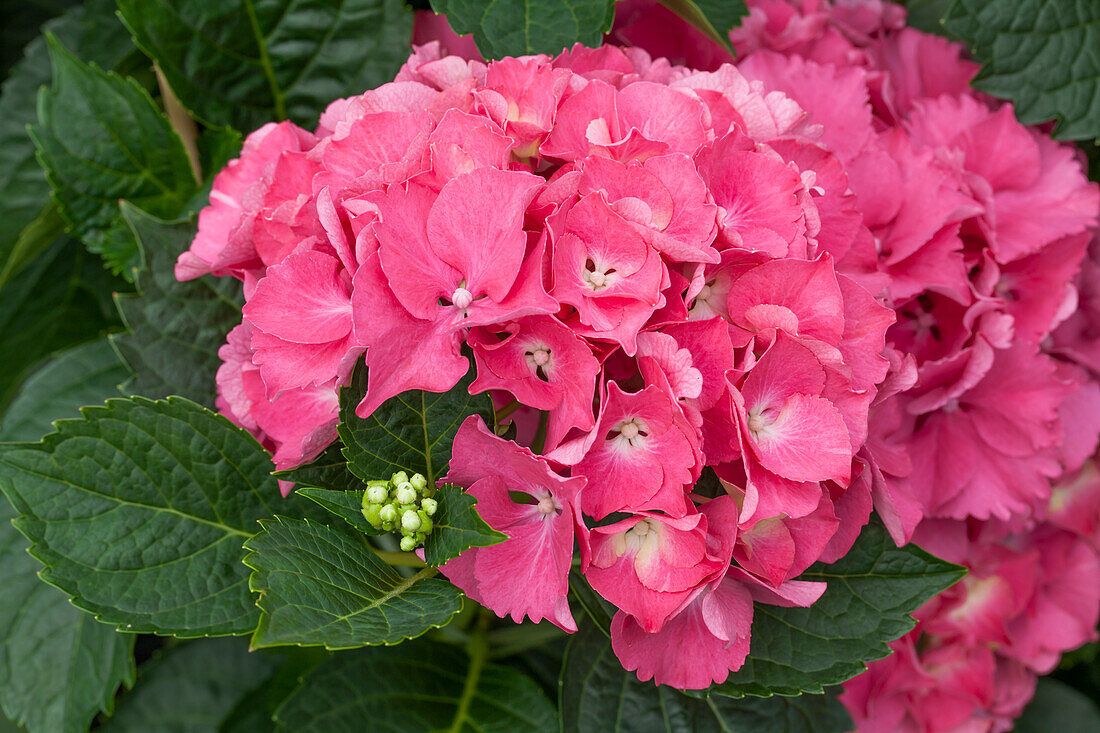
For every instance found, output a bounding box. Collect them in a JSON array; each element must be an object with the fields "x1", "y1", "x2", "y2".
[
  {"x1": 536, "y1": 496, "x2": 556, "y2": 515},
  {"x1": 451, "y1": 287, "x2": 474, "y2": 310},
  {"x1": 583, "y1": 258, "x2": 616, "y2": 292},
  {"x1": 523, "y1": 344, "x2": 553, "y2": 382},
  {"x1": 698, "y1": 284, "x2": 713, "y2": 302},
  {"x1": 747, "y1": 412, "x2": 766, "y2": 433},
  {"x1": 610, "y1": 417, "x2": 649, "y2": 450}
]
